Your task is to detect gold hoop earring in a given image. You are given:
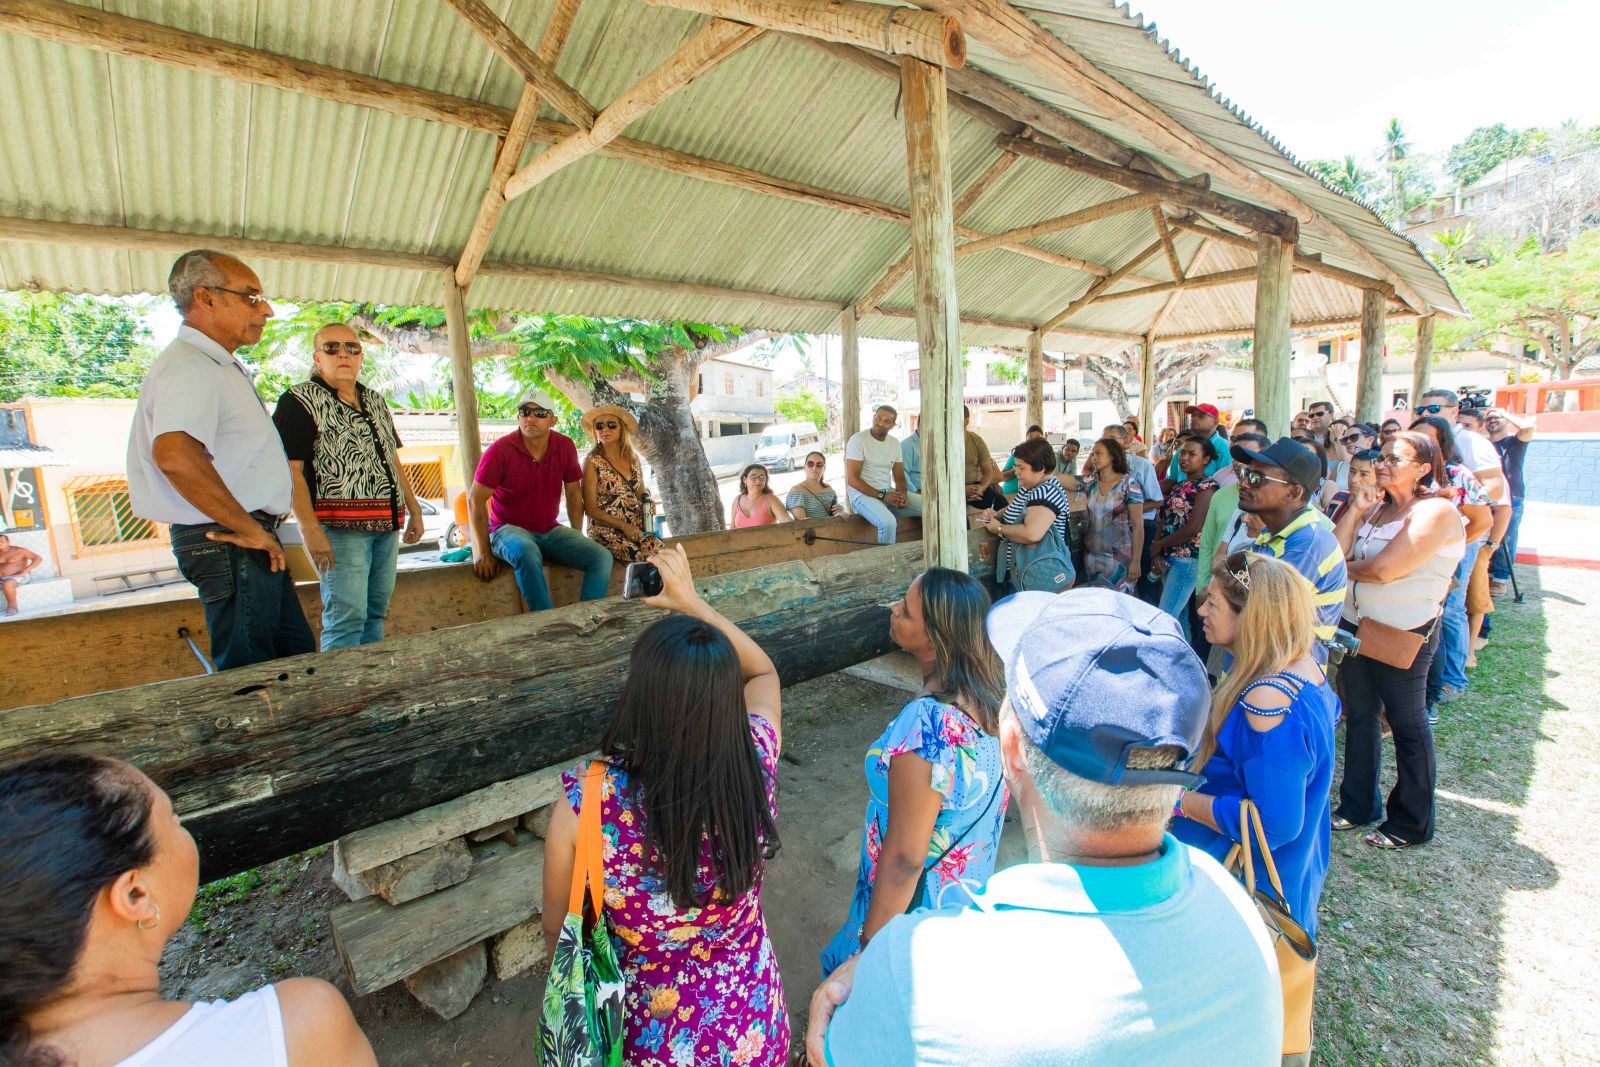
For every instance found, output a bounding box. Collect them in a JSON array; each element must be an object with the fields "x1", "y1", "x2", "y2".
[{"x1": 137, "y1": 904, "x2": 161, "y2": 931}]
